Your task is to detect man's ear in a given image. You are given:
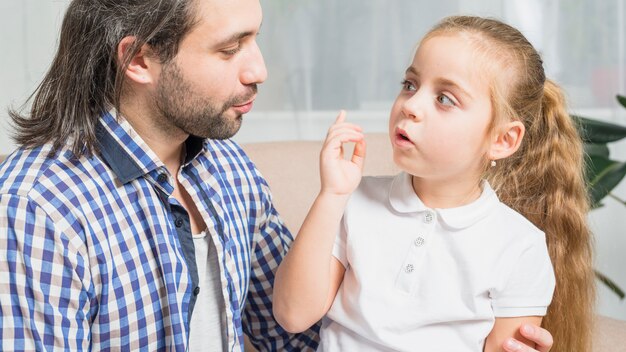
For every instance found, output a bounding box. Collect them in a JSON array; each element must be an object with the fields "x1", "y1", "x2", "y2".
[
  {"x1": 488, "y1": 121, "x2": 525, "y2": 161},
  {"x1": 117, "y1": 36, "x2": 159, "y2": 85}
]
